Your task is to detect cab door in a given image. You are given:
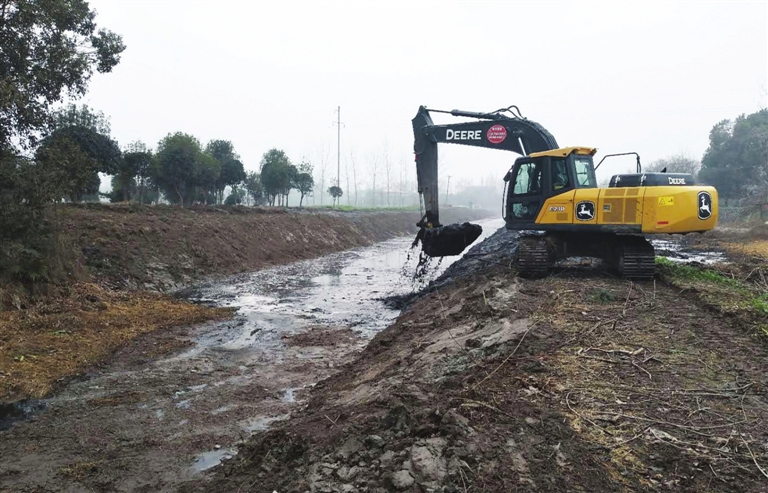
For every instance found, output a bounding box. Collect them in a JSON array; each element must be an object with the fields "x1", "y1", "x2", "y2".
[
  {"x1": 536, "y1": 157, "x2": 576, "y2": 224},
  {"x1": 505, "y1": 158, "x2": 545, "y2": 227}
]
